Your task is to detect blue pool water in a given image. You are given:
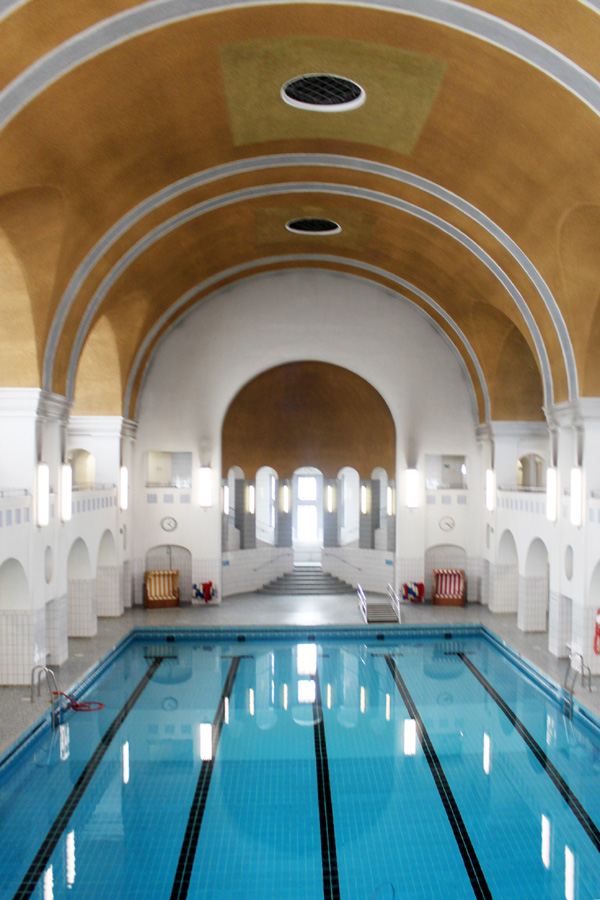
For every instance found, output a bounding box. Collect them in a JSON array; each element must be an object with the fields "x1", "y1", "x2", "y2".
[{"x1": 2, "y1": 625, "x2": 600, "y2": 900}]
